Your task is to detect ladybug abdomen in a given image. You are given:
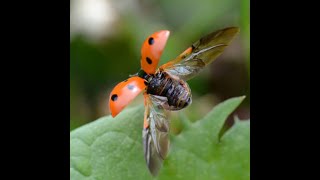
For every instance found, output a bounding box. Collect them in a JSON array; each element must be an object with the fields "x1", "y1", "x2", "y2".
[{"x1": 146, "y1": 71, "x2": 192, "y2": 110}]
